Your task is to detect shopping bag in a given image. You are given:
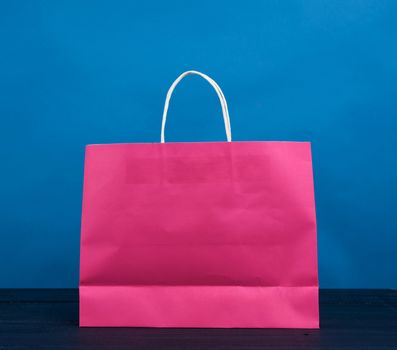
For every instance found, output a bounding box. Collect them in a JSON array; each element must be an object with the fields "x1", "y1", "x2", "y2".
[{"x1": 79, "y1": 70, "x2": 319, "y2": 328}]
